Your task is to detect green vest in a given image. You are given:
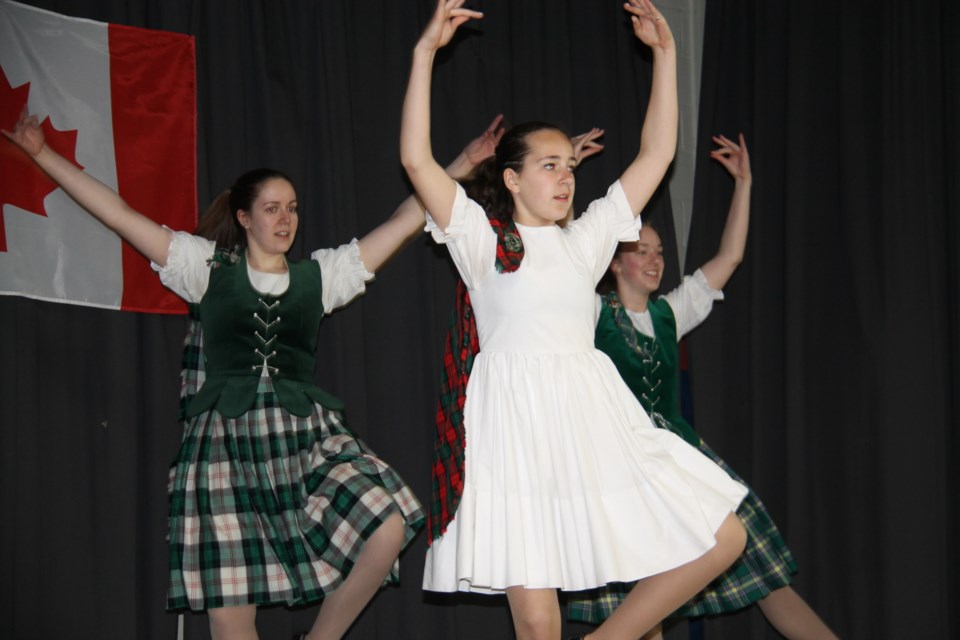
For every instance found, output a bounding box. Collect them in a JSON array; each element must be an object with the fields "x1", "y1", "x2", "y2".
[
  {"x1": 595, "y1": 293, "x2": 699, "y2": 446},
  {"x1": 185, "y1": 252, "x2": 344, "y2": 419}
]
